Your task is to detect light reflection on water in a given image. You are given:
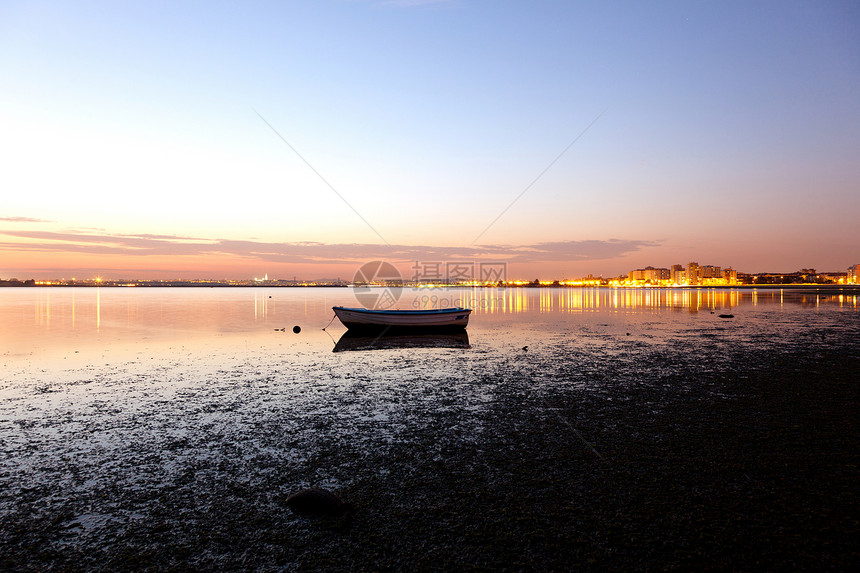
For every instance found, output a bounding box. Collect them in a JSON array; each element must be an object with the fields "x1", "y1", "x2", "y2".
[
  {"x1": 1, "y1": 286, "x2": 857, "y2": 368},
  {"x1": 418, "y1": 286, "x2": 857, "y2": 314}
]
